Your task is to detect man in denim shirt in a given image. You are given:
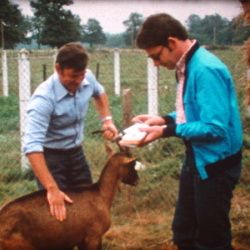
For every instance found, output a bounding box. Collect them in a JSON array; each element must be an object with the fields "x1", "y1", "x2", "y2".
[
  {"x1": 24, "y1": 43, "x2": 118, "y2": 221},
  {"x1": 133, "y1": 14, "x2": 242, "y2": 249}
]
